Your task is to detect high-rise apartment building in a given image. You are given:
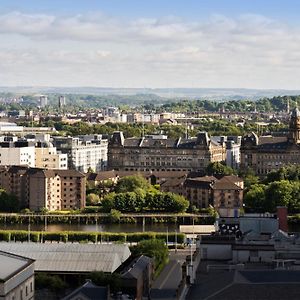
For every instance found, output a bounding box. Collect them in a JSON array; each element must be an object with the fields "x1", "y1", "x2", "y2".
[
  {"x1": 0, "y1": 166, "x2": 86, "y2": 211},
  {"x1": 0, "y1": 140, "x2": 35, "y2": 167},
  {"x1": 53, "y1": 135, "x2": 108, "y2": 173},
  {"x1": 35, "y1": 141, "x2": 68, "y2": 169},
  {"x1": 39, "y1": 95, "x2": 48, "y2": 108},
  {"x1": 58, "y1": 95, "x2": 66, "y2": 109}
]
